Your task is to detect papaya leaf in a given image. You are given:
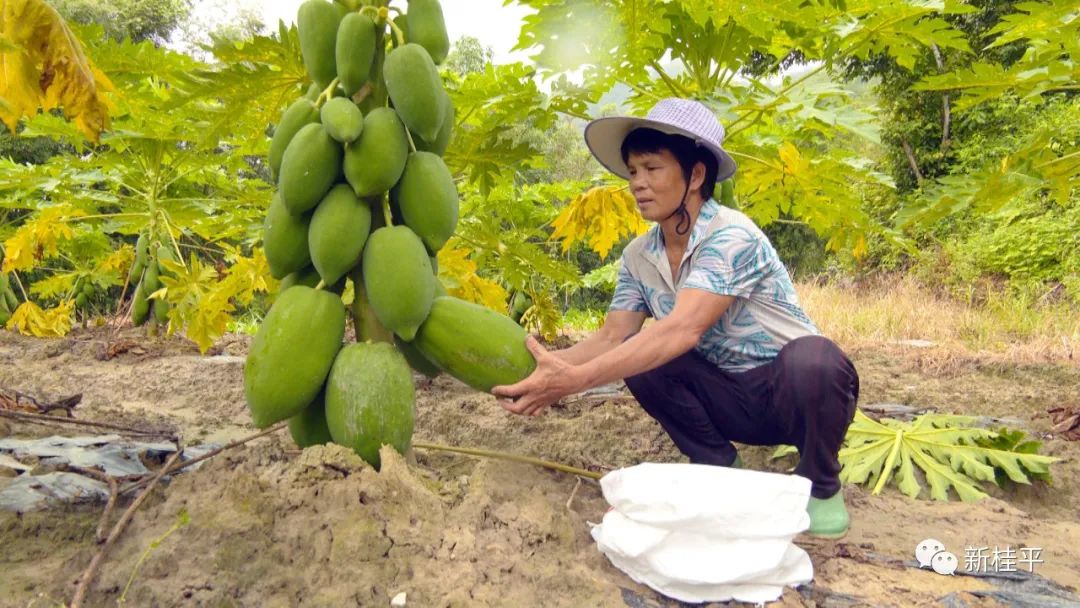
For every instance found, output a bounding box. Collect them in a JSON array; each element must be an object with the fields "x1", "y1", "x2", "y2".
[
  {"x1": 839, "y1": 411, "x2": 1059, "y2": 501},
  {"x1": 5, "y1": 299, "x2": 74, "y2": 337},
  {"x1": 159, "y1": 256, "x2": 235, "y2": 353},
  {"x1": 0, "y1": 0, "x2": 113, "y2": 141},
  {"x1": 550, "y1": 185, "x2": 649, "y2": 259},
  {"x1": 519, "y1": 287, "x2": 561, "y2": 342},
  {"x1": 436, "y1": 240, "x2": 509, "y2": 312},
  {"x1": 1, "y1": 206, "x2": 83, "y2": 272}
]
